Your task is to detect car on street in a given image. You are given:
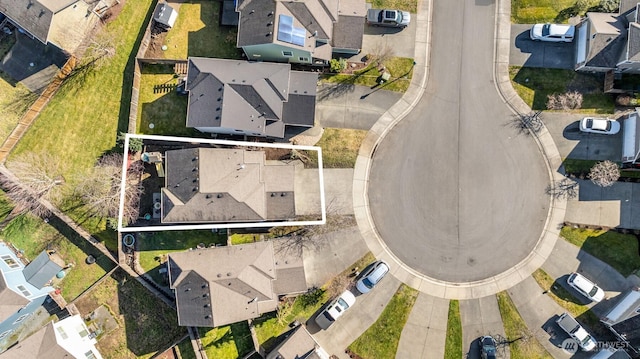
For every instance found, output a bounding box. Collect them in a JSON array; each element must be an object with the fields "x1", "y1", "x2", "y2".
[
  {"x1": 366, "y1": 9, "x2": 410, "y2": 28},
  {"x1": 530, "y1": 23, "x2": 575, "y2": 42},
  {"x1": 567, "y1": 272, "x2": 605, "y2": 302},
  {"x1": 479, "y1": 335, "x2": 497, "y2": 359},
  {"x1": 356, "y1": 260, "x2": 389, "y2": 294},
  {"x1": 579, "y1": 117, "x2": 621, "y2": 135},
  {"x1": 314, "y1": 290, "x2": 356, "y2": 329}
]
